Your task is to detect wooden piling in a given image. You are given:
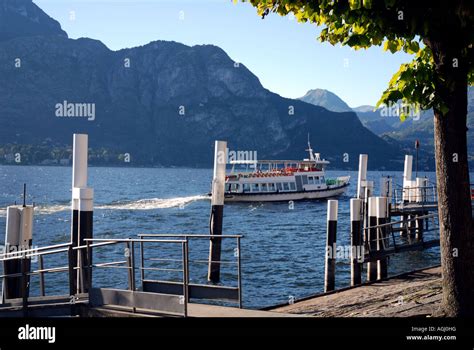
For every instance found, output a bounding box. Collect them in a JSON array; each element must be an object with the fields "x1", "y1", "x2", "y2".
[
  {"x1": 71, "y1": 134, "x2": 94, "y2": 293},
  {"x1": 367, "y1": 197, "x2": 377, "y2": 282},
  {"x1": 324, "y1": 200, "x2": 338, "y2": 292},
  {"x1": 208, "y1": 140, "x2": 227, "y2": 282},
  {"x1": 415, "y1": 212, "x2": 424, "y2": 241},
  {"x1": 350, "y1": 199, "x2": 363, "y2": 286},
  {"x1": 408, "y1": 214, "x2": 416, "y2": 238},
  {"x1": 357, "y1": 154, "x2": 368, "y2": 200},
  {"x1": 376, "y1": 197, "x2": 388, "y2": 280},
  {"x1": 400, "y1": 214, "x2": 408, "y2": 237},
  {"x1": 2, "y1": 204, "x2": 33, "y2": 301}
]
